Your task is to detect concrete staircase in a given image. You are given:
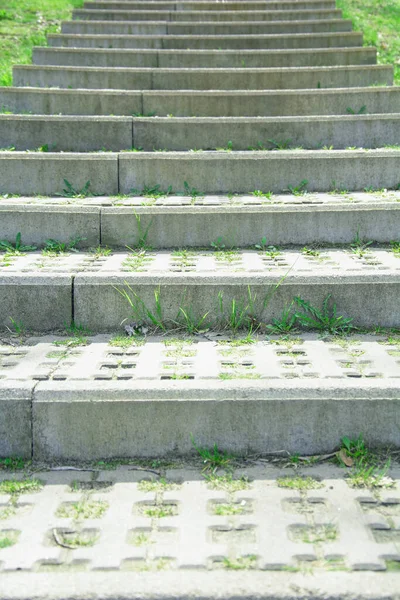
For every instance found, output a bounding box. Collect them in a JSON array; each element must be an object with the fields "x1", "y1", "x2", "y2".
[{"x1": 0, "y1": 0, "x2": 399, "y2": 461}]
